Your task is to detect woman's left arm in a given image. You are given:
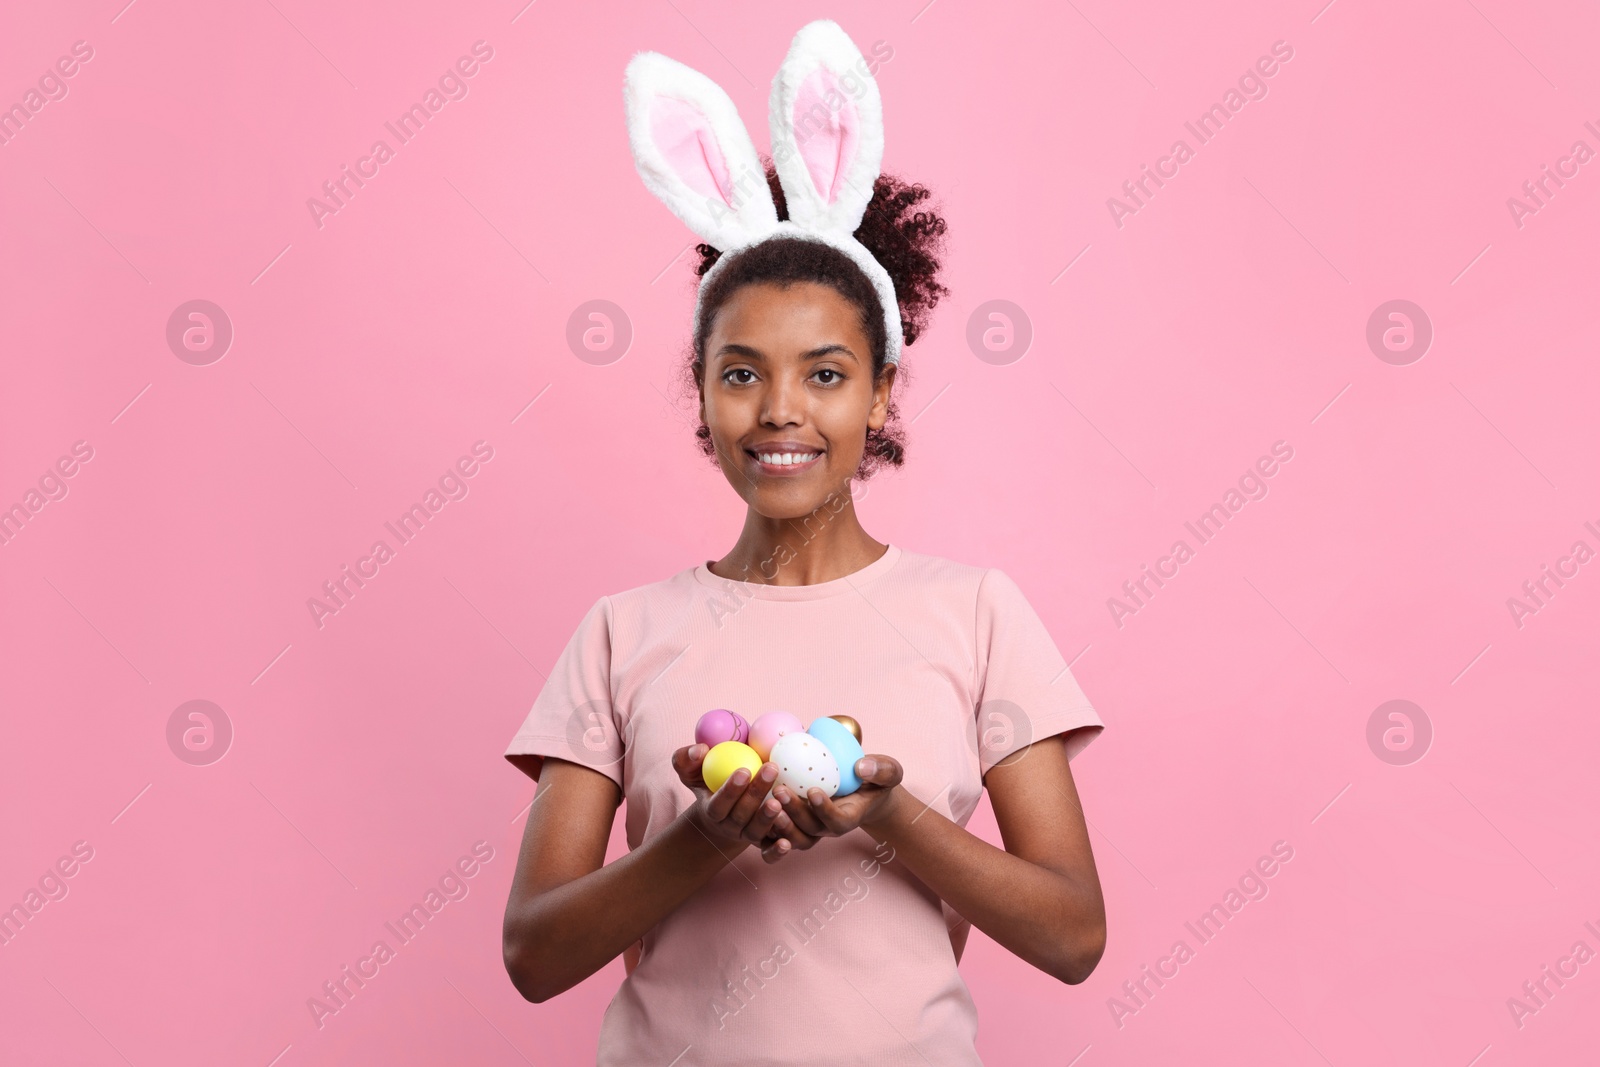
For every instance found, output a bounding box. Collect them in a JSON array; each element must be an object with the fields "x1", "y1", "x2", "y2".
[{"x1": 774, "y1": 729, "x2": 1106, "y2": 985}]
